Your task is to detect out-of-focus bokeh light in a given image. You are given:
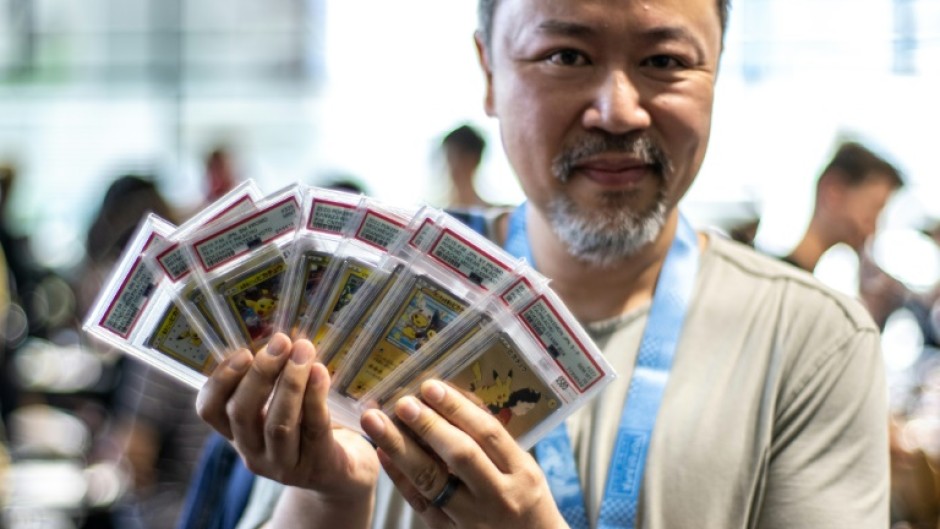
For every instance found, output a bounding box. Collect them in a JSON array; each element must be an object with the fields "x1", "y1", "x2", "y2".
[
  {"x1": 883, "y1": 308, "x2": 926, "y2": 373},
  {"x1": 814, "y1": 244, "x2": 861, "y2": 298},
  {"x1": 7, "y1": 405, "x2": 90, "y2": 459},
  {"x1": 872, "y1": 229, "x2": 940, "y2": 294},
  {"x1": 13, "y1": 339, "x2": 103, "y2": 394}
]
